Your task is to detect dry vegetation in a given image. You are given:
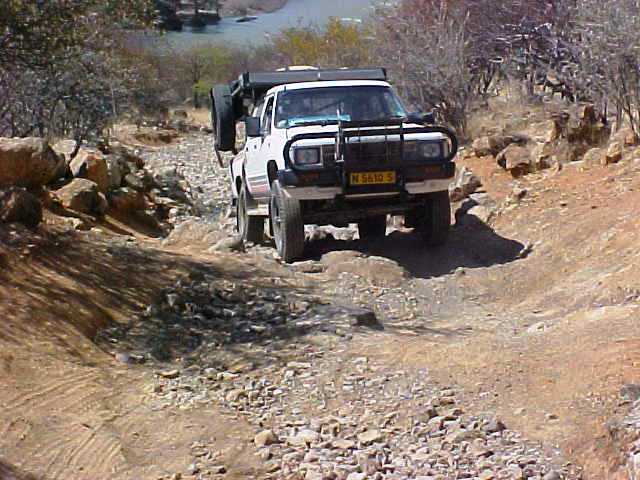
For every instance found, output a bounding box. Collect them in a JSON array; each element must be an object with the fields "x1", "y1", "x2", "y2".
[{"x1": 4, "y1": 0, "x2": 640, "y2": 144}]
